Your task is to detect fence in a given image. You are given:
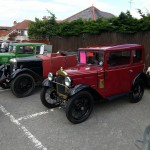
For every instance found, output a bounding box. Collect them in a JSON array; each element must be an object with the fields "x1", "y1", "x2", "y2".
[
  {"x1": 50, "y1": 32, "x2": 150, "y2": 69},
  {"x1": 23, "y1": 32, "x2": 150, "y2": 69}
]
